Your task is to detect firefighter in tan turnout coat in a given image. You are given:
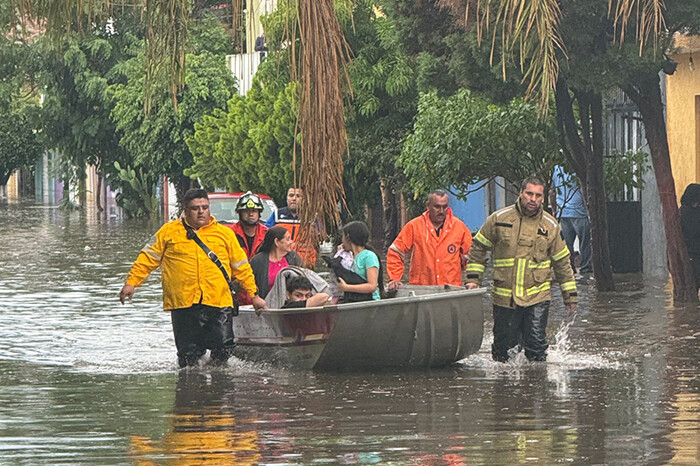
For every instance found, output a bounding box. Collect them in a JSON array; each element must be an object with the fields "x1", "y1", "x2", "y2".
[{"x1": 465, "y1": 176, "x2": 578, "y2": 362}]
